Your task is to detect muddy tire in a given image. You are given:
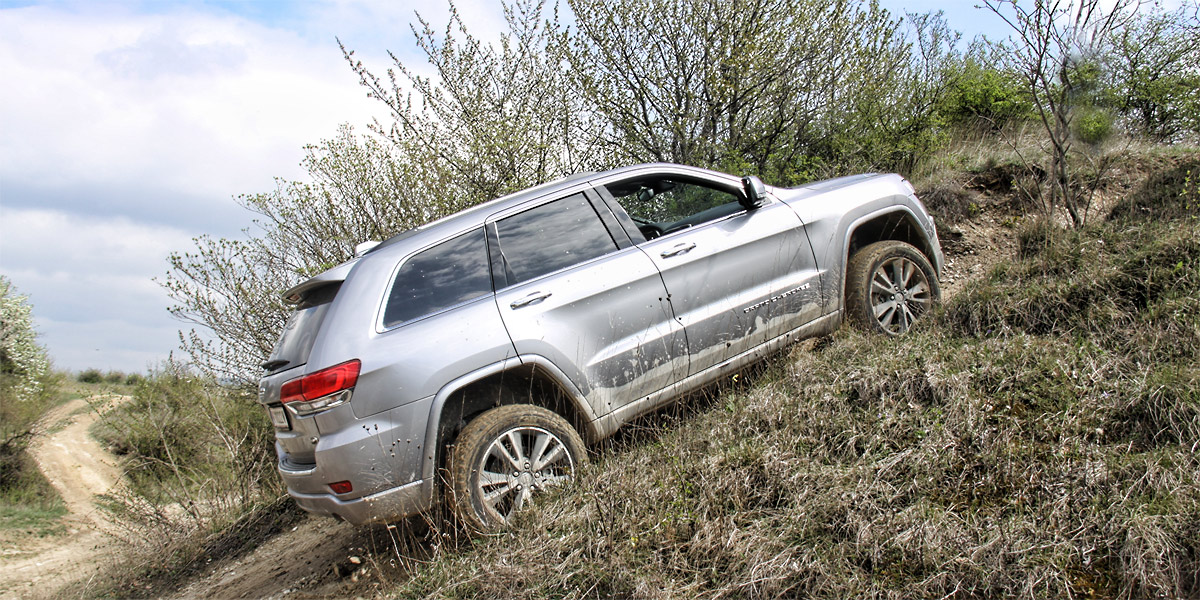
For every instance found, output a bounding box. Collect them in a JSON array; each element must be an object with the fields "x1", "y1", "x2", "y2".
[
  {"x1": 446, "y1": 404, "x2": 586, "y2": 531},
  {"x1": 845, "y1": 240, "x2": 940, "y2": 335}
]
